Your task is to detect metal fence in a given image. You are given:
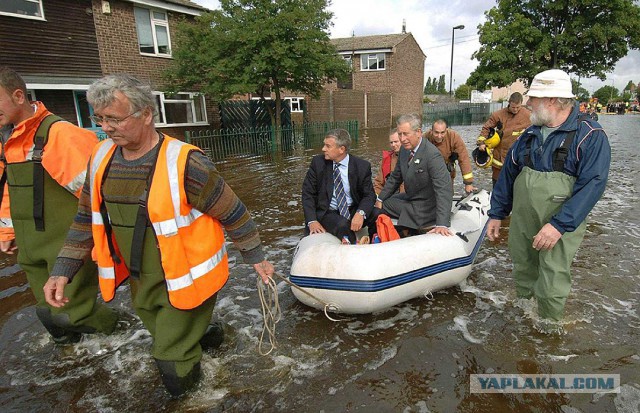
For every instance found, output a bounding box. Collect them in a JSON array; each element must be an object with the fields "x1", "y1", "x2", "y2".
[
  {"x1": 184, "y1": 120, "x2": 359, "y2": 160},
  {"x1": 423, "y1": 102, "x2": 504, "y2": 126}
]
